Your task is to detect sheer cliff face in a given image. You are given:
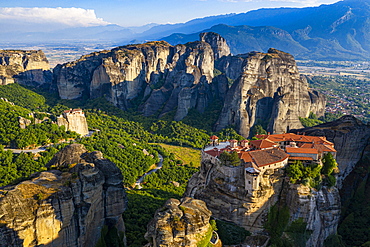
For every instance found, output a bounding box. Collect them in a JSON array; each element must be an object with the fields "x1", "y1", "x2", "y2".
[
  {"x1": 53, "y1": 33, "x2": 233, "y2": 121},
  {"x1": 185, "y1": 152, "x2": 340, "y2": 247},
  {"x1": 0, "y1": 50, "x2": 51, "y2": 86},
  {"x1": 200, "y1": 32, "x2": 231, "y2": 60},
  {"x1": 145, "y1": 197, "x2": 214, "y2": 247},
  {"x1": 291, "y1": 115, "x2": 370, "y2": 188},
  {"x1": 215, "y1": 48, "x2": 325, "y2": 137},
  {"x1": 0, "y1": 144, "x2": 126, "y2": 247},
  {"x1": 53, "y1": 40, "x2": 216, "y2": 120},
  {"x1": 57, "y1": 111, "x2": 89, "y2": 136},
  {"x1": 53, "y1": 34, "x2": 325, "y2": 136}
]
